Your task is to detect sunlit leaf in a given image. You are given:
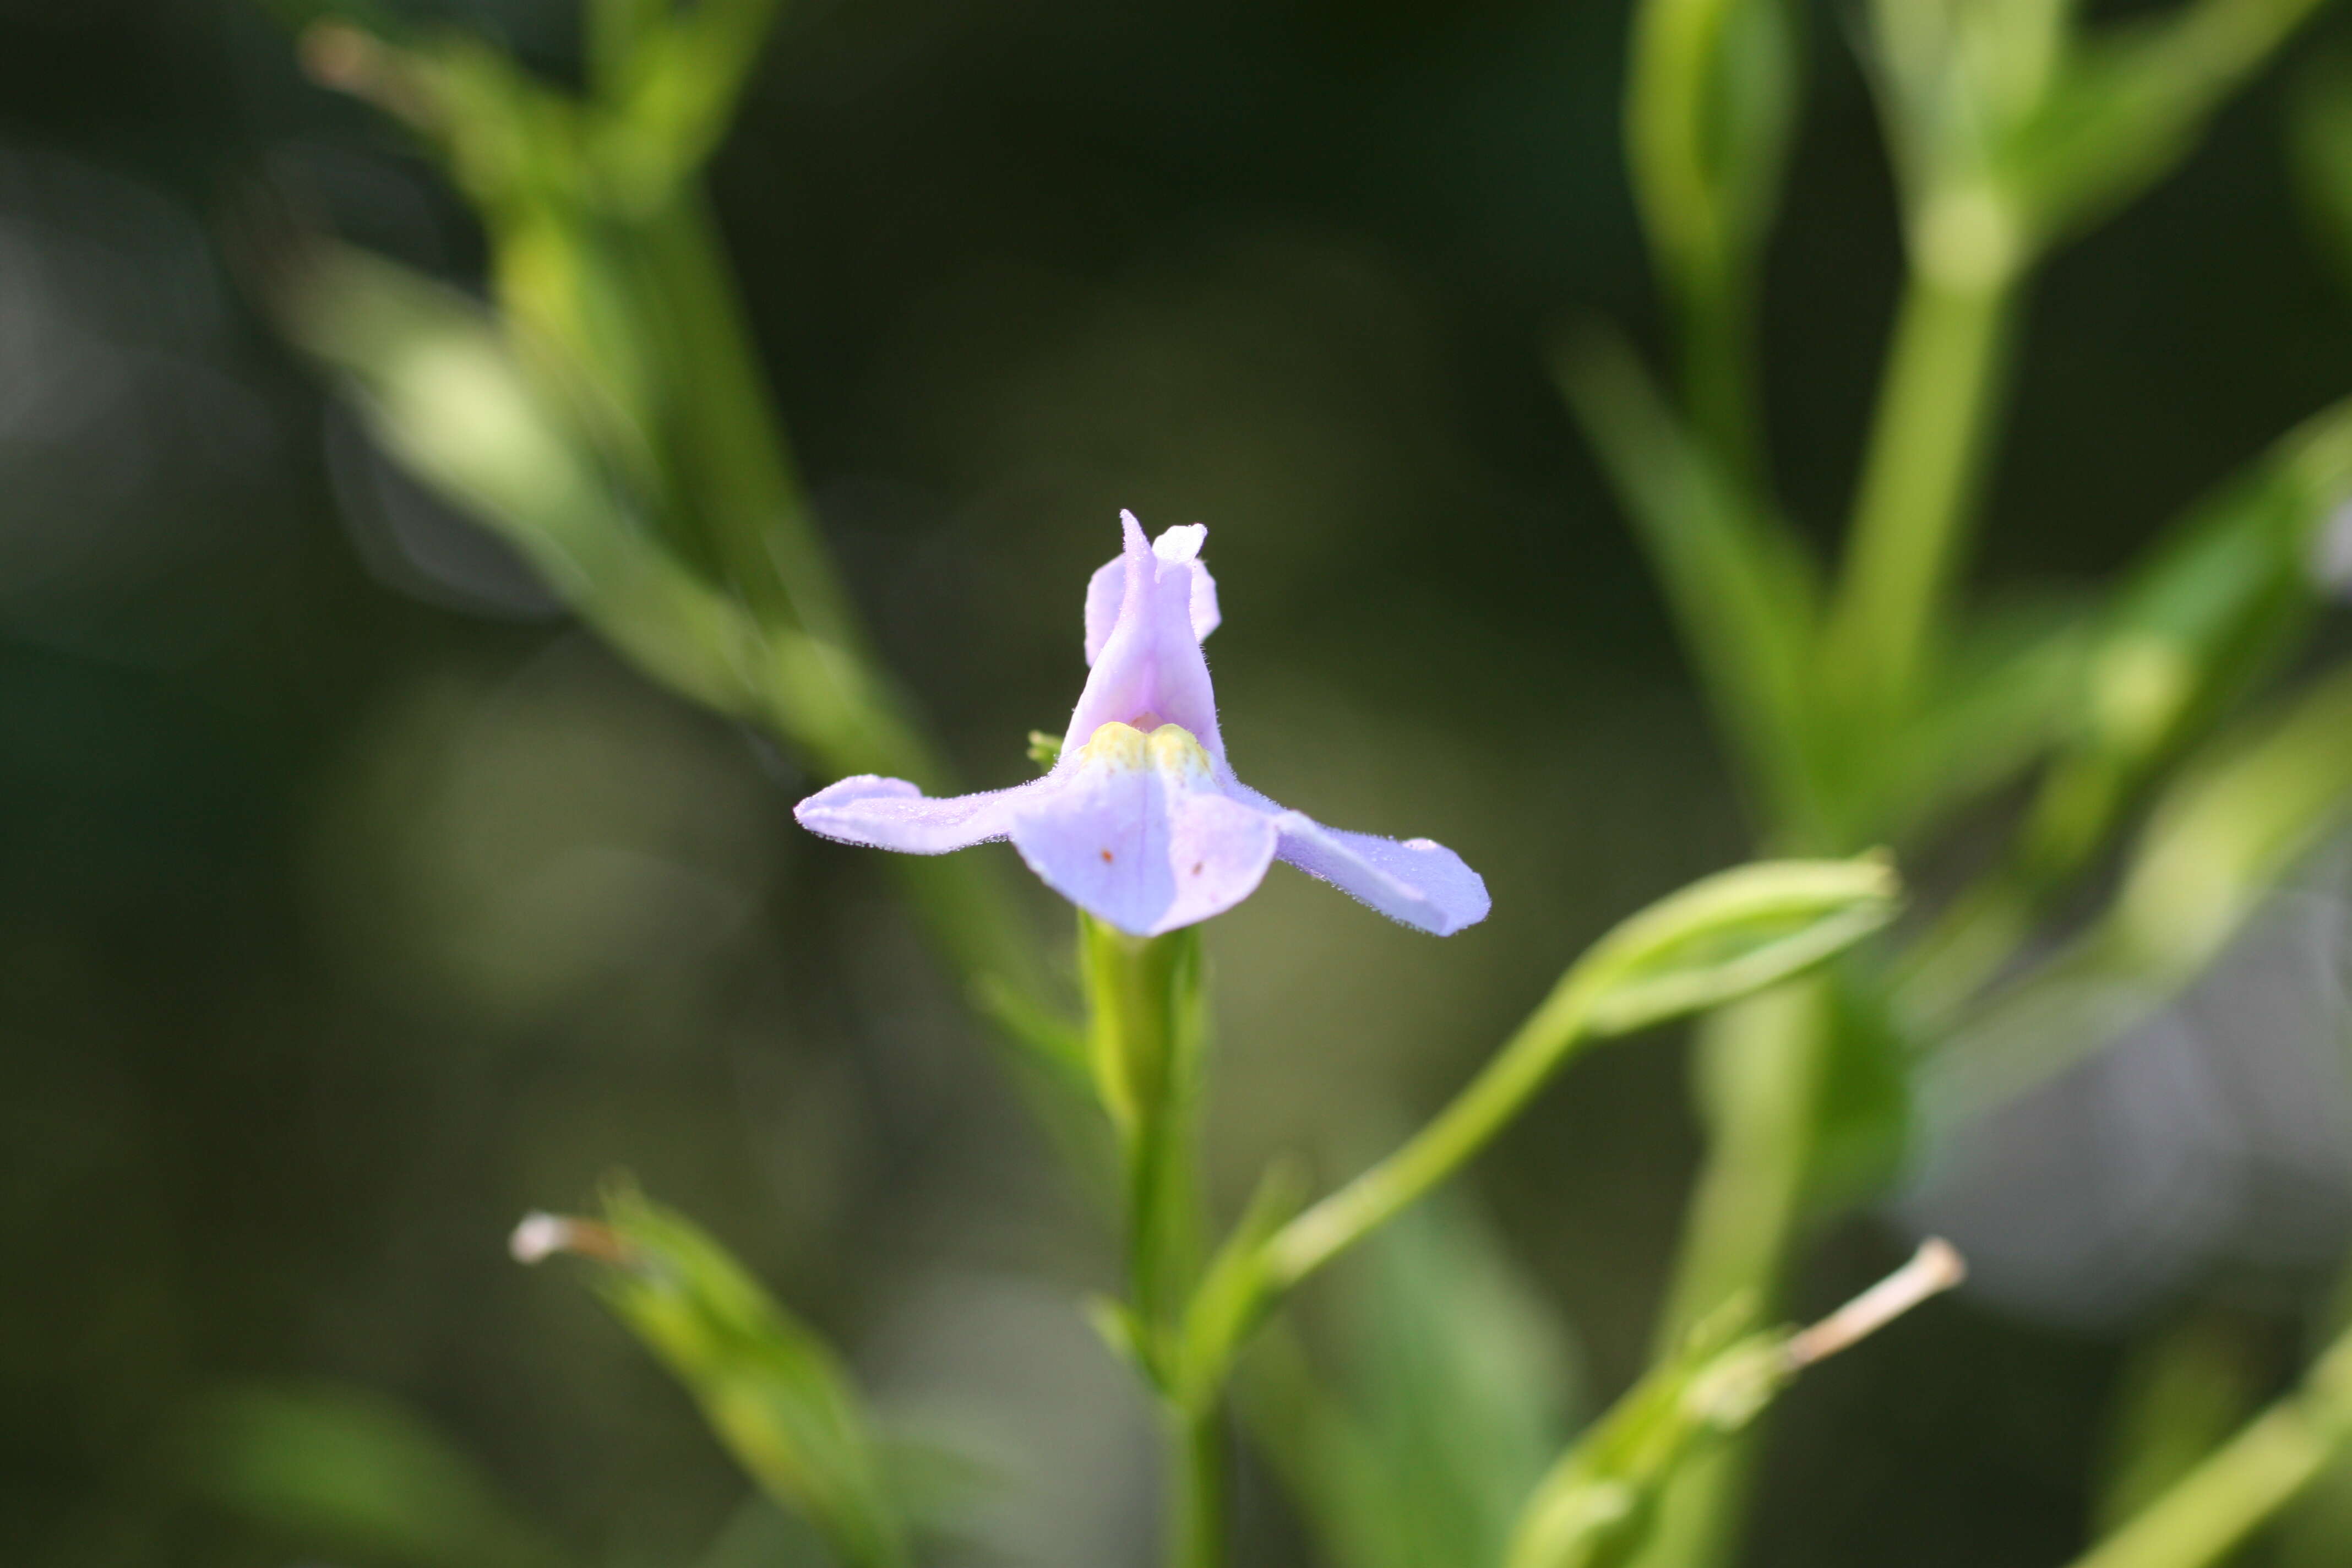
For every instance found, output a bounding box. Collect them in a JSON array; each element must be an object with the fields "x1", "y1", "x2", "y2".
[
  {"x1": 281, "y1": 243, "x2": 775, "y2": 722},
  {"x1": 516, "y1": 1185, "x2": 911, "y2": 1568}
]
